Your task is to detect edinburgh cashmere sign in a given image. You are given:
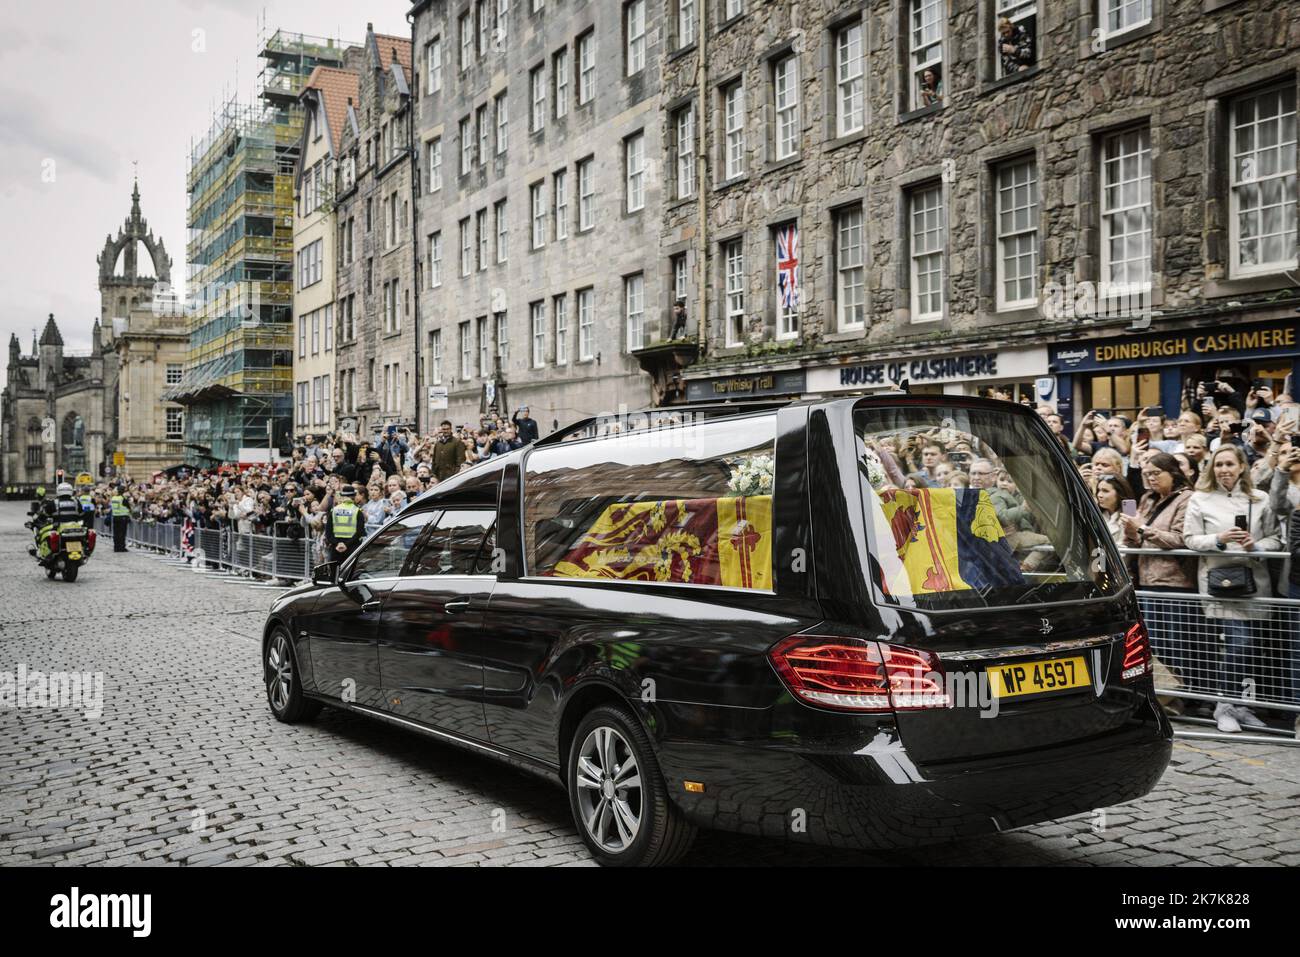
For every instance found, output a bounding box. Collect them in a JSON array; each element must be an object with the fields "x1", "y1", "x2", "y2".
[{"x1": 1050, "y1": 322, "x2": 1299, "y2": 372}]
